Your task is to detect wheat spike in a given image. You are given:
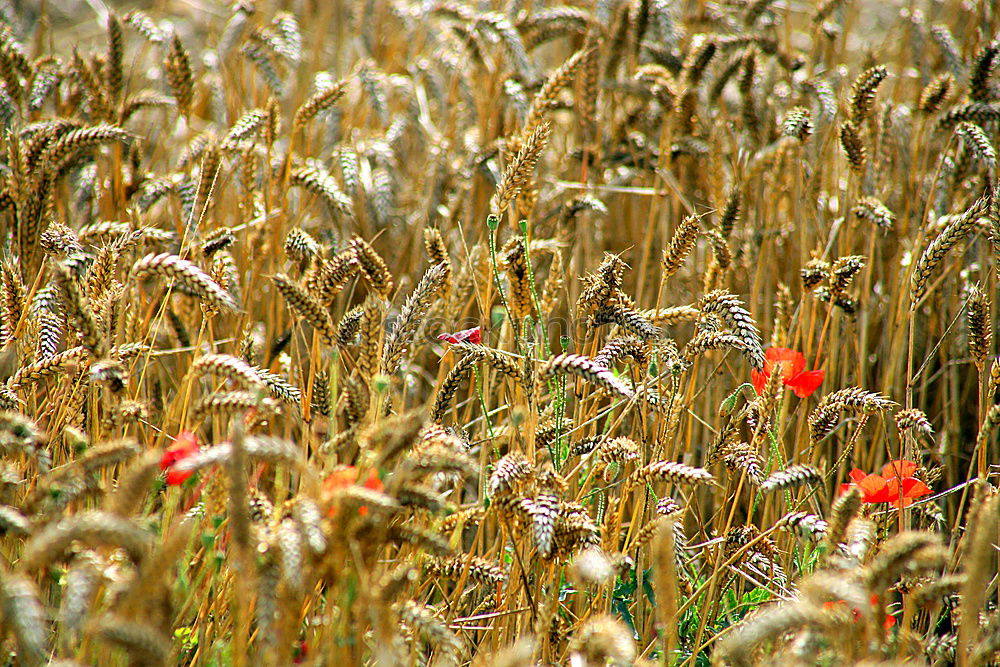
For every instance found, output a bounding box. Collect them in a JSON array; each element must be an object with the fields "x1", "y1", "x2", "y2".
[
  {"x1": 839, "y1": 120, "x2": 866, "y2": 171},
  {"x1": 165, "y1": 32, "x2": 193, "y2": 114},
  {"x1": 969, "y1": 39, "x2": 1000, "y2": 102},
  {"x1": 131, "y1": 253, "x2": 239, "y2": 312},
  {"x1": 568, "y1": 615, "x2": 636, "y2": 666},
  {"x1": 383, "y1": 262, "x2": 448, "y2": 373},
  {"x1": 632, "y1": 460, "x2": 714, "y2": 485},
  {"x1": 0, "y1": 569, "x2": 48, "y2": 665},
  {"x1": 661, "y1": 215, "x2": 701, "y2": 278},
  {"x1": 350, "y1": 237, "x2": 394, "y2": 298},
  {"x1": 760, "y1": 464, "x2": 822, "y2": 493},
  {"x1": 94, "y1": 615, "x2": 172, "y2": 665},
  {"x1": 289, "y1": 160, "x2": 354, "y2": 220},
  {"x1": 539, "y1": 353, "x2": 635, "y2": 402},
  {"x1": 20, "y1": 511, "x2": 152, "y2": 571},
  {"x1": 191, "y1": 353, "x2": 264, "y2": 388},
  {"x1": 918, "y1": 73, "x2": 954, "y2": 114},
  {"x1": 272, "y1": 273, "x2": 336, "y2": 345},
  {"x1": 967, "y1": 283, "x2": 992, "y2": 367},
  {"x1": 911, "y1": 194, "x2": 990, "y2": 305},
  {"x1": 853, "y1": 196, "x2": 895, "y2": 229},
  {"x1": 848, "y1": 65, "x2": 887, "y2": 122},
  {"x1": 52, "y1": 263, "x2": 106, "y2": 359},
  {"x1": 294, "y1": 75, "x2": 350, "y2": 131},
  {"x1": 956, "y1": 121, "x2": 997, "y2": 168},
  {"x1": 493, "y1": 121, "x2": 551, "y2": 214}
]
